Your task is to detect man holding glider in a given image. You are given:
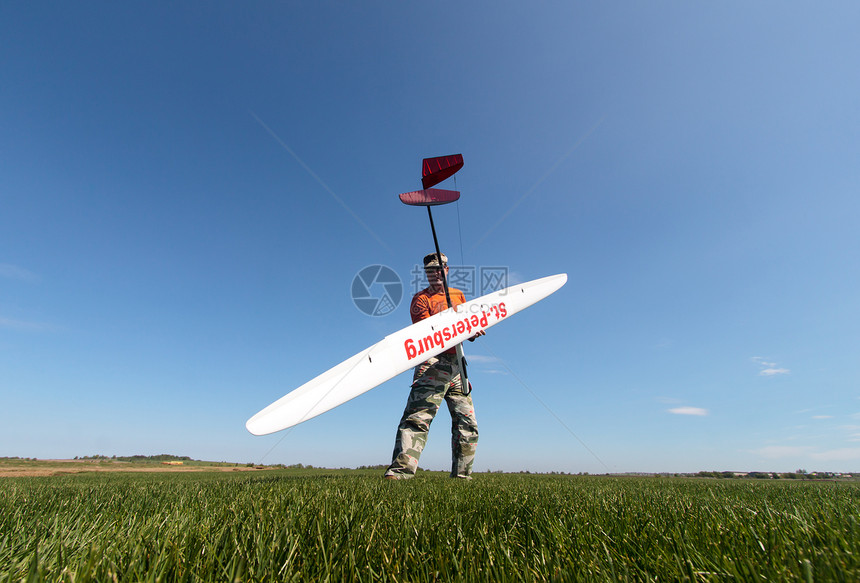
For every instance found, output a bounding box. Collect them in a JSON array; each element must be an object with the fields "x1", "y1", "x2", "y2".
[{"x1": 384, "y1": 252, "x2": 484, "y2": 480}]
